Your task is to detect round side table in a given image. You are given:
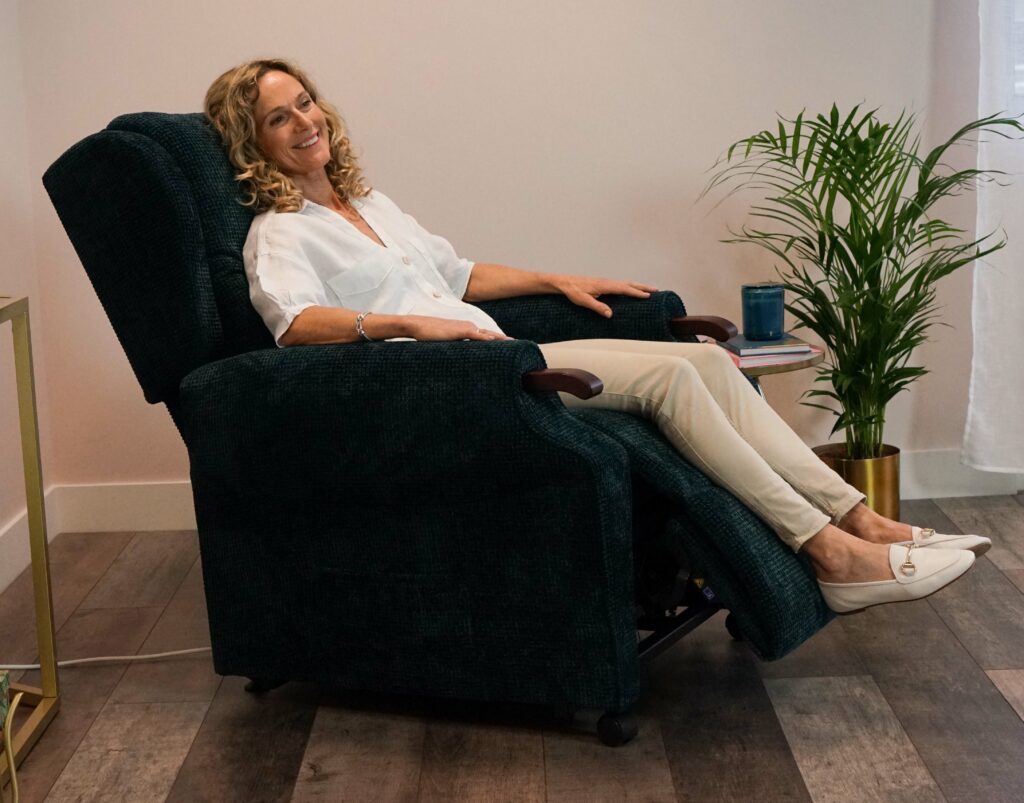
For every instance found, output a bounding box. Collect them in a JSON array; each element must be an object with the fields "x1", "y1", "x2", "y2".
[{"x1": 741, "y1": 350, "x2": 825, "y2": 399}]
